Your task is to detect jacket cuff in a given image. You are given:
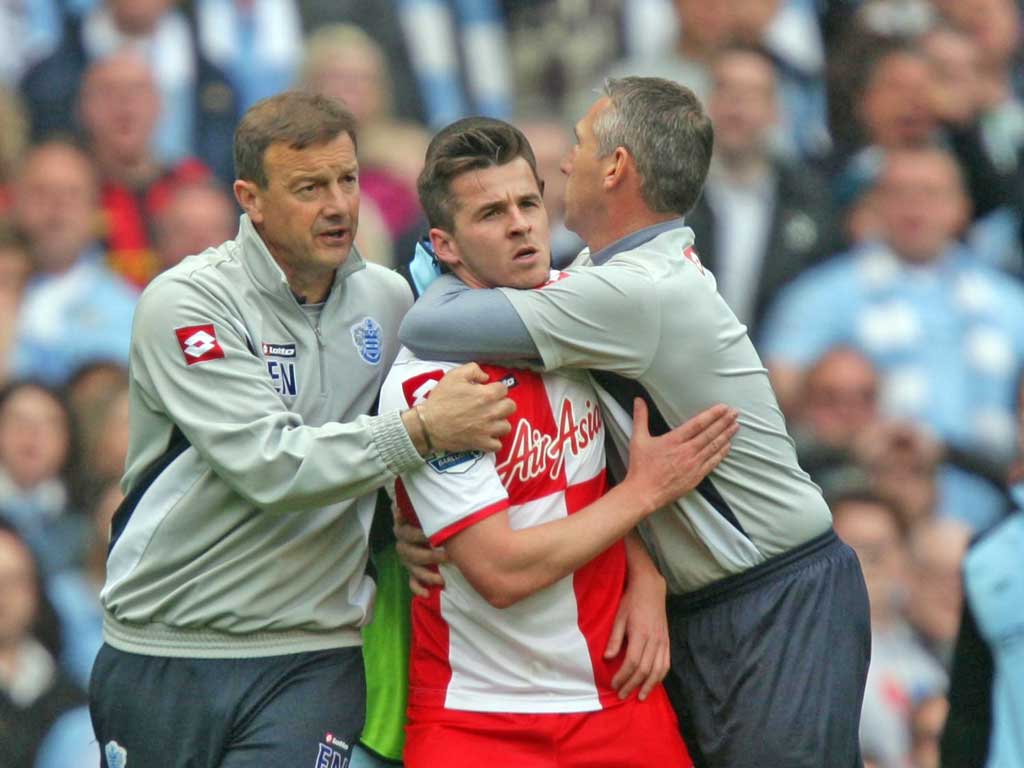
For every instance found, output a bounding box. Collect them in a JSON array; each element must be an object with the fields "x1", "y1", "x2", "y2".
[{"x1": 371, "y1": 409, "x2": 425, "y2": 475}]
